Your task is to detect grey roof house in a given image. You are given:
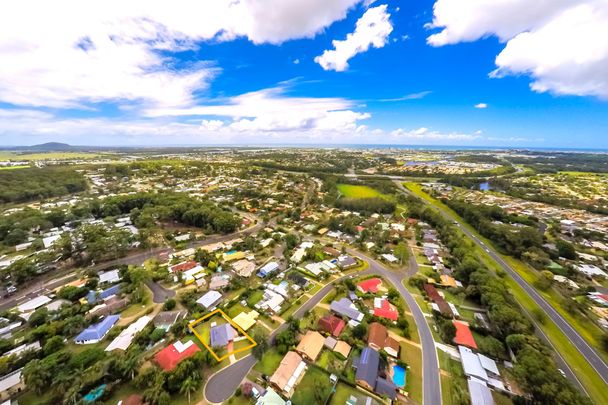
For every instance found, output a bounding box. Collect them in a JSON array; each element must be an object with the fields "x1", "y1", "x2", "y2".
[
  {"x1": 210, "y1": 324, "x2": 236, "y2": 348},
  {"x1": 330, "y1": 298, "x2": 364, "y2": 321}
]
